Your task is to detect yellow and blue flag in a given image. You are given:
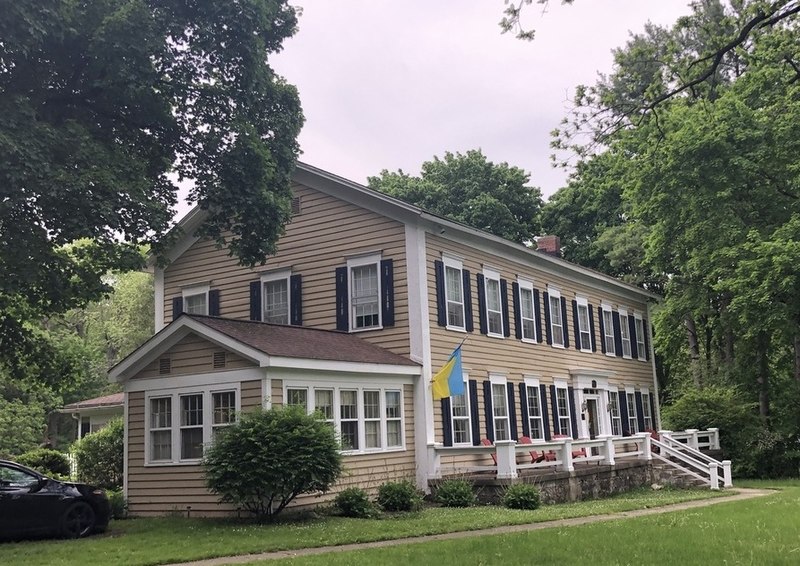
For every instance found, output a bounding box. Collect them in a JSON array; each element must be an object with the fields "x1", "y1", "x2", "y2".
[{"x1": 431, "y1": 346, "x2": 465, "y2": 400}]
